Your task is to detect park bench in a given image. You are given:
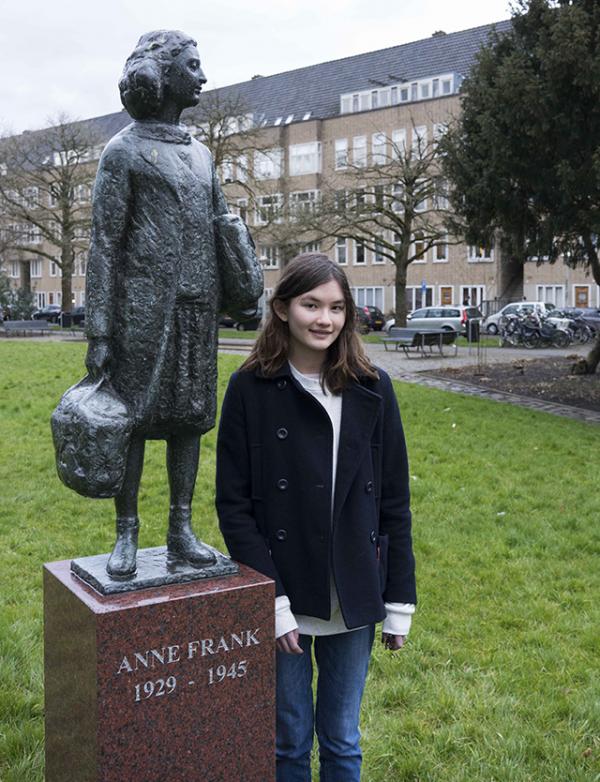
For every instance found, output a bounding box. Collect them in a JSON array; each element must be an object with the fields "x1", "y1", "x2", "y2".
[
  {"x1": 381, "y1": 327, "x2": 458, "y2": 357},
  {"x1": 1, "y1": 319, "x2": 52, "y2": 337}
]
